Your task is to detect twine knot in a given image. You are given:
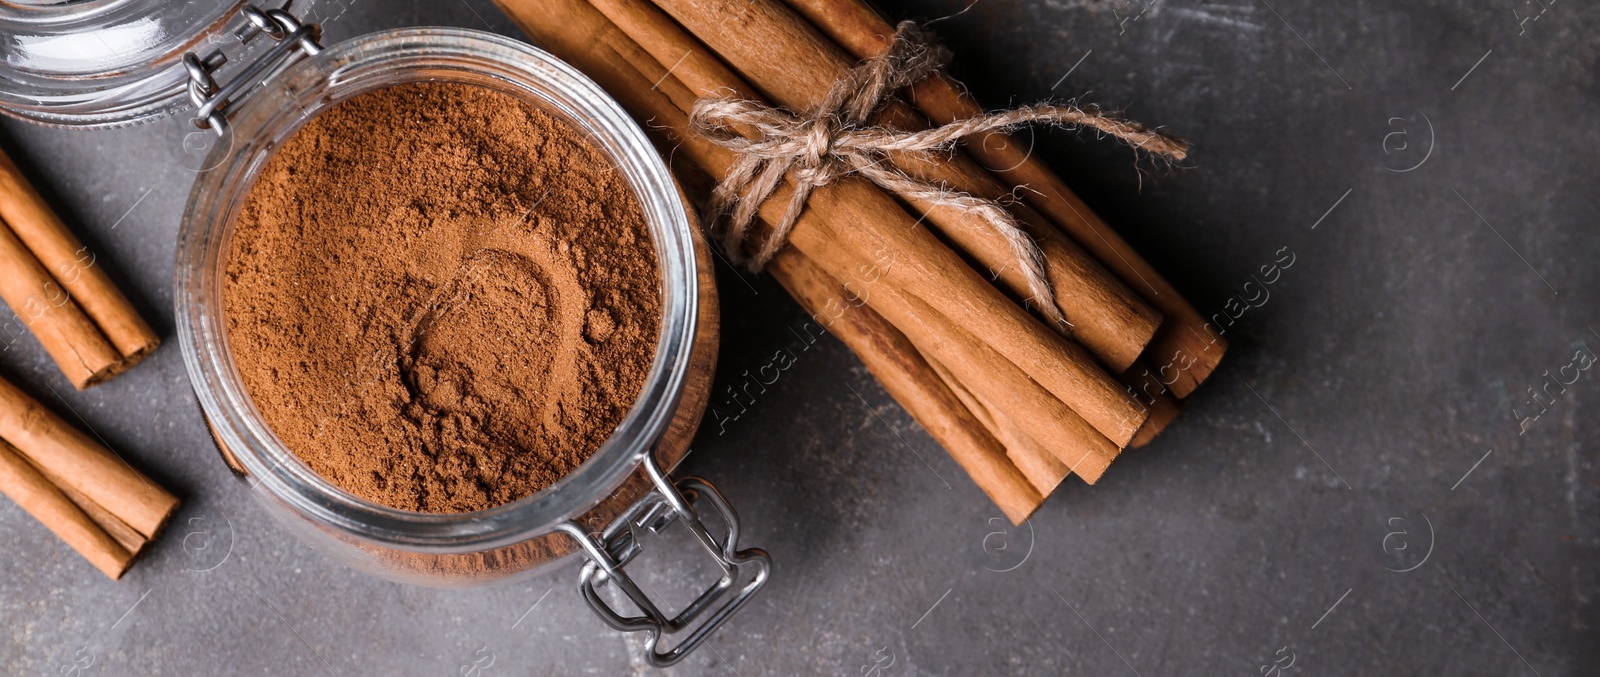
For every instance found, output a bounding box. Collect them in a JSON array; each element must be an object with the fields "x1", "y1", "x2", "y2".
[
  {"x1": 793, "y1": 118, "x2": 841, "y2": 185},
  {"x1": 689, "y1": 21, "x2": 1187, "y2": 328}
]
